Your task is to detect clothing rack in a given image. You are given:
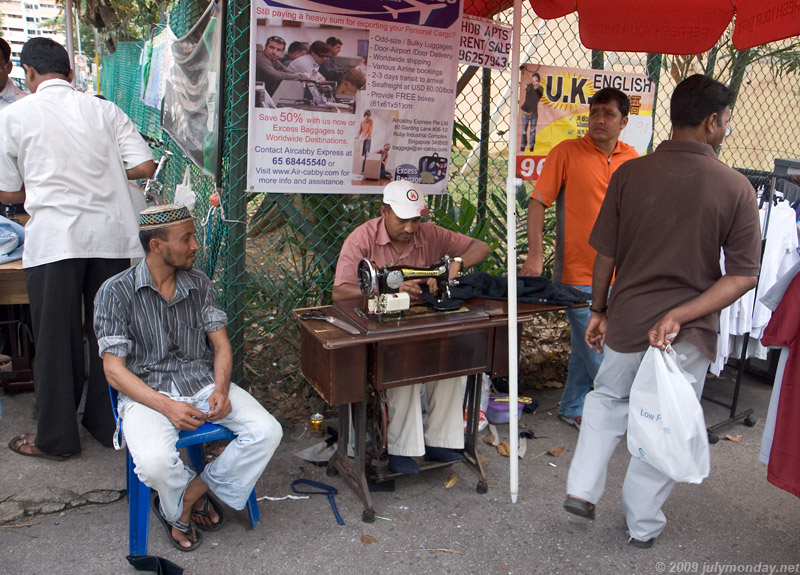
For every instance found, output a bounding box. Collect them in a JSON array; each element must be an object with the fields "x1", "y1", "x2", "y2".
[
  {"x1": 735, "y1": 169, "x2": 794, "y2": 191},
  {"x1": 736, "y1": 169, "x2": 800, "y2": 209},
  {"x1": 703, "y1": 170, "x2": 783, "y2": 442}
]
